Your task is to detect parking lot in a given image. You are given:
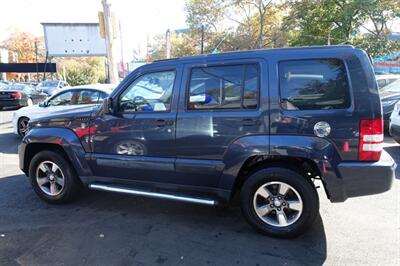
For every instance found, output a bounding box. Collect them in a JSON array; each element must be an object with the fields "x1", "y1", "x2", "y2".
[{"x1": 0, "y1": 109, "x2": 399, "y2": 266}]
